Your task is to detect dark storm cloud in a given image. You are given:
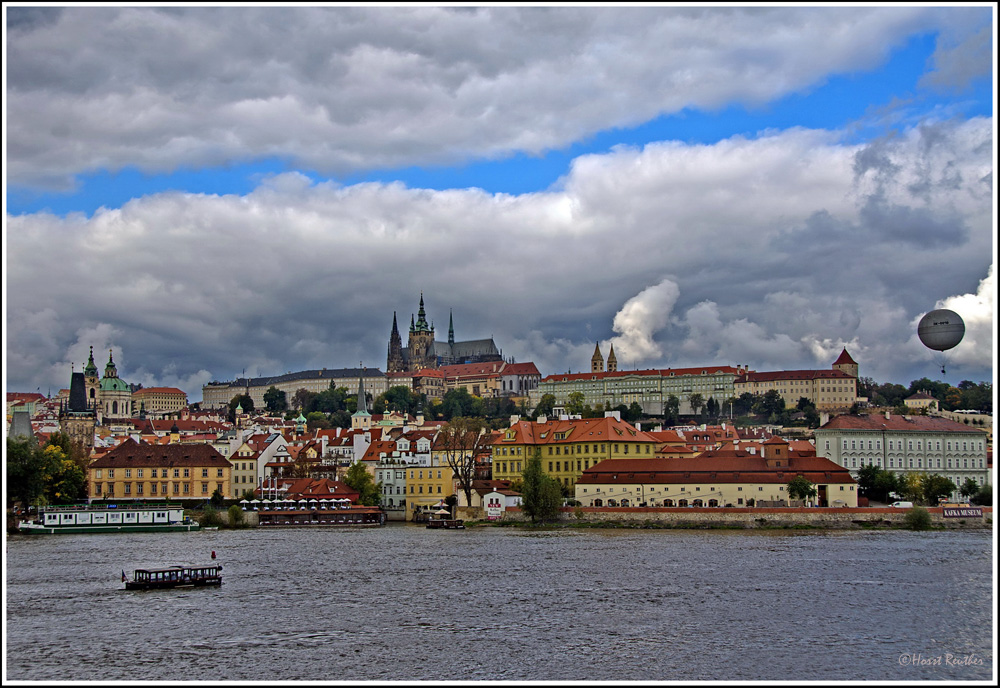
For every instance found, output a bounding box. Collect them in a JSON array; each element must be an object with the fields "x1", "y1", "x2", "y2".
[{"x1": 6, "y1": 5, "x2": 968, "y2": 189}]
